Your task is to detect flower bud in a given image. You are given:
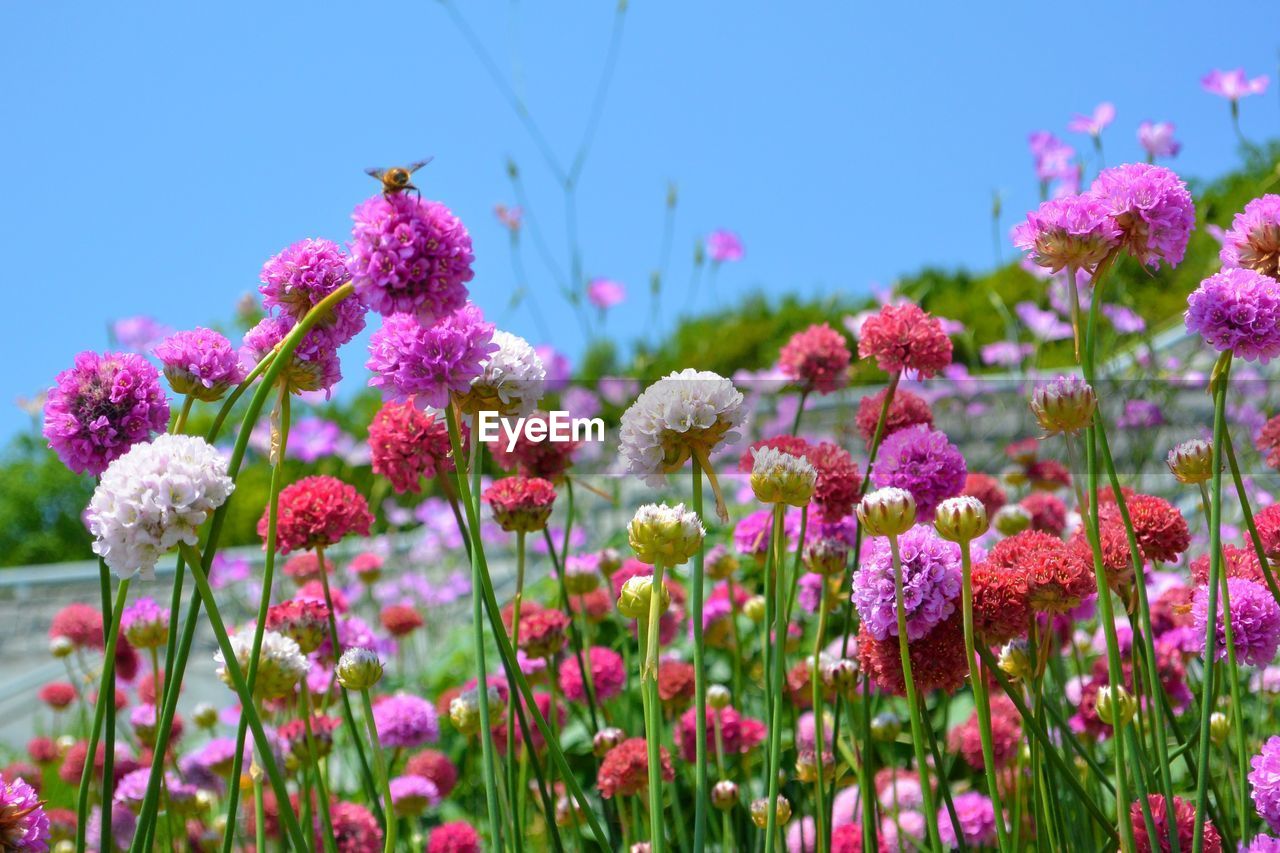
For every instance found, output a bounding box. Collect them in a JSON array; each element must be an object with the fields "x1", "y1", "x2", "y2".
[
  {"x1": 53, "y1": 842, "x2": 75, "y2": 853},
  {"x1": 191, "y1": 702, "x2": 219, "y2": 730},
  {"x1": 795, "y1": 749, "x2": 836, "y2": 784},
  {"x1": 49, "y1": 636, "x2": 74, "y2": 659},
  {"x1": 630, "y1": 844, "x2": 652, "y2": 853},
  {"x1": 617, "y1": 576, "x2": 670, "y2": 619},
  {"x1": 598, "y1": 548, "x2": 623, "y2": 577},
  {"x1": 335, "y1": 647, "x2": 384, "y2": 691},
  {"x1": 1030, "y1": 376, "x2": 1097, "y2": 434},
  {"x1": 1167, "y1": 439, "x2": 1214, "y2": 485},
  {"x1": 1209, "y1": 711, "x2": 1230, "y2": 745},
  {"x1": 555, "y1": 795, "x2": 586, "y2": 828},
  {"x1": 750, "y1": 795, "x2": 792, "y2": 829},
  {"x1": 857, "y1": 488, "x2": 917, "y2": 537},
  {"x1": 448, "y1": 693, "x2": 480, "y2": 736},
  {"x1": 743, "y1": 595, "x2": 766, "y2": 623},
  {"x1": 750, "y1": 447, "x2": 817, "y2": 506},
  {"x1": 821, "y1": 659, "x2": 858, "y2": 693},
  {"x1": 593, "y1": 726, "x2": 626, "y2": 757},
  {"x1": 1095, "y1": 685, "x2": 1136, "y2": 727},
  {"x1": 1001, "y1": 465, "x2": 1029, "y2": 488},
  {"x1": 711, "y1": 779, "x2": 739, "y2": 811},
  {"x1": 997, "y1": 639, "x2": 1033, "y2": 681},
  {"x1": 933, "y1": 496, "x2": 989, "y2": 543},
  {"x1": 628, "y1": 503, "x2": 705, "y2": 566},
  {"x1": 707, "y1": 684, "x2": 732, "y2": 710},
  {"x1": 869, "y1": 712, "x2": 901, "y2": 742},
  {"x1": 705, "y1": 545, "x2": 740, "y2": 581},
  {"x1": 804, "y1": 536, "x2": 850, "y2": 577},
  {"x1": 993, "y1": 504, "x2": 1032, "y2": 536},
  {"x1": 564, "y1": 562, "x2": 600, "y2": 595}
]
